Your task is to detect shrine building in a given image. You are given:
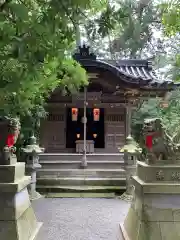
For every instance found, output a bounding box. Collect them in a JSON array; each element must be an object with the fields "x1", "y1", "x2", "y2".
[{"x1": 37, "y1": 45, "x2": 177, "y2": 194}]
